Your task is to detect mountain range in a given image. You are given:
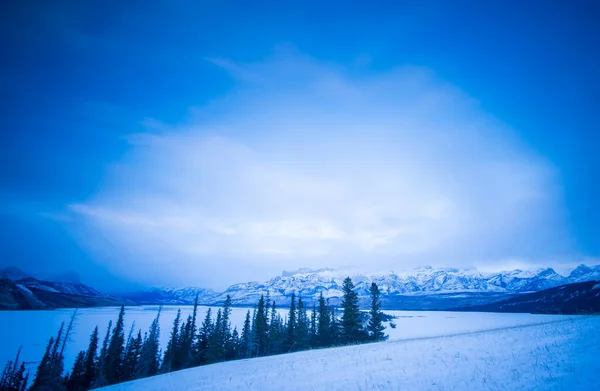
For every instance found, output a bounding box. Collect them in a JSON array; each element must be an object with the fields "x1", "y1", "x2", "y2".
[
  {"x1": 2, "y1": 264, "x2": 599, "y2": 311},
  {"x1": 125, "y1": 264, "x2": 600, "y2": 309}
]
